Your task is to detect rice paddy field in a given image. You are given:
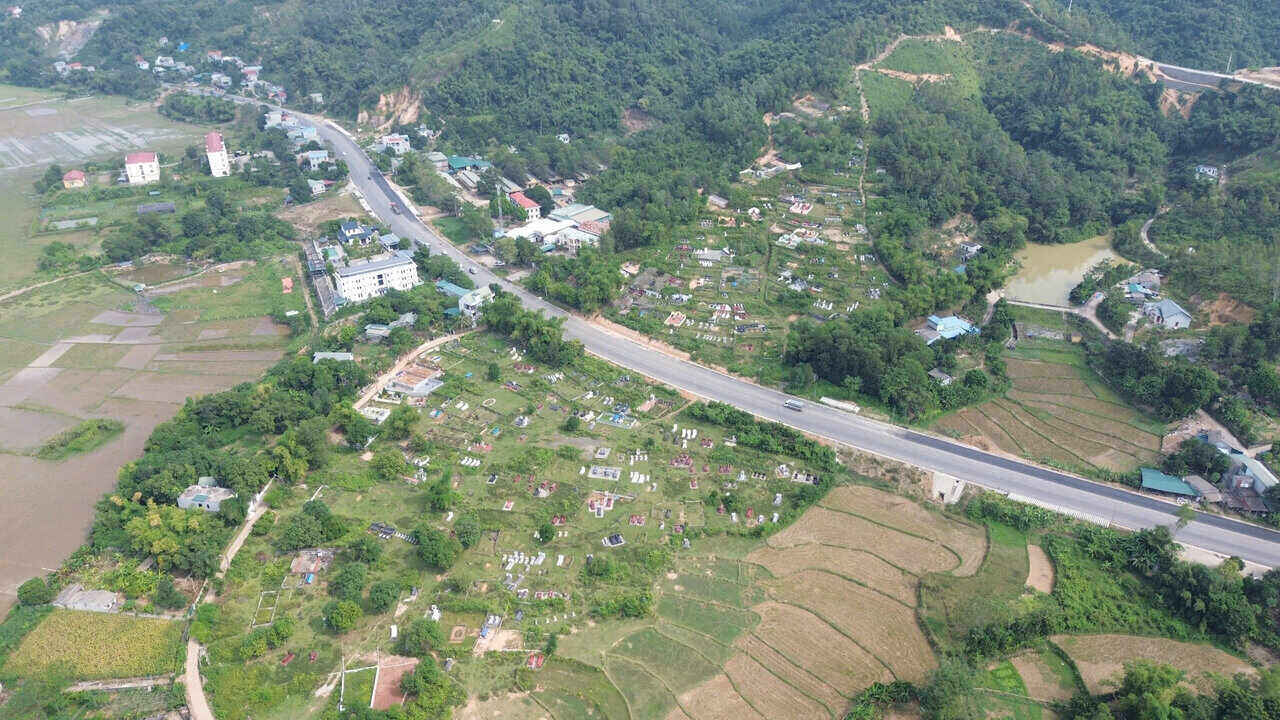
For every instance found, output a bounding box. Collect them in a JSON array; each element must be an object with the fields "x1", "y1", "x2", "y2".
[
  {"x1": 0, "y1": 266, "x2": 293, "y2": 616},
  {"x1": 932, "y1": 340, "x2": 1165, "y2": 473},
  {"x1": 1, "y1": 609, "x2": 184, "y2": 680}
]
